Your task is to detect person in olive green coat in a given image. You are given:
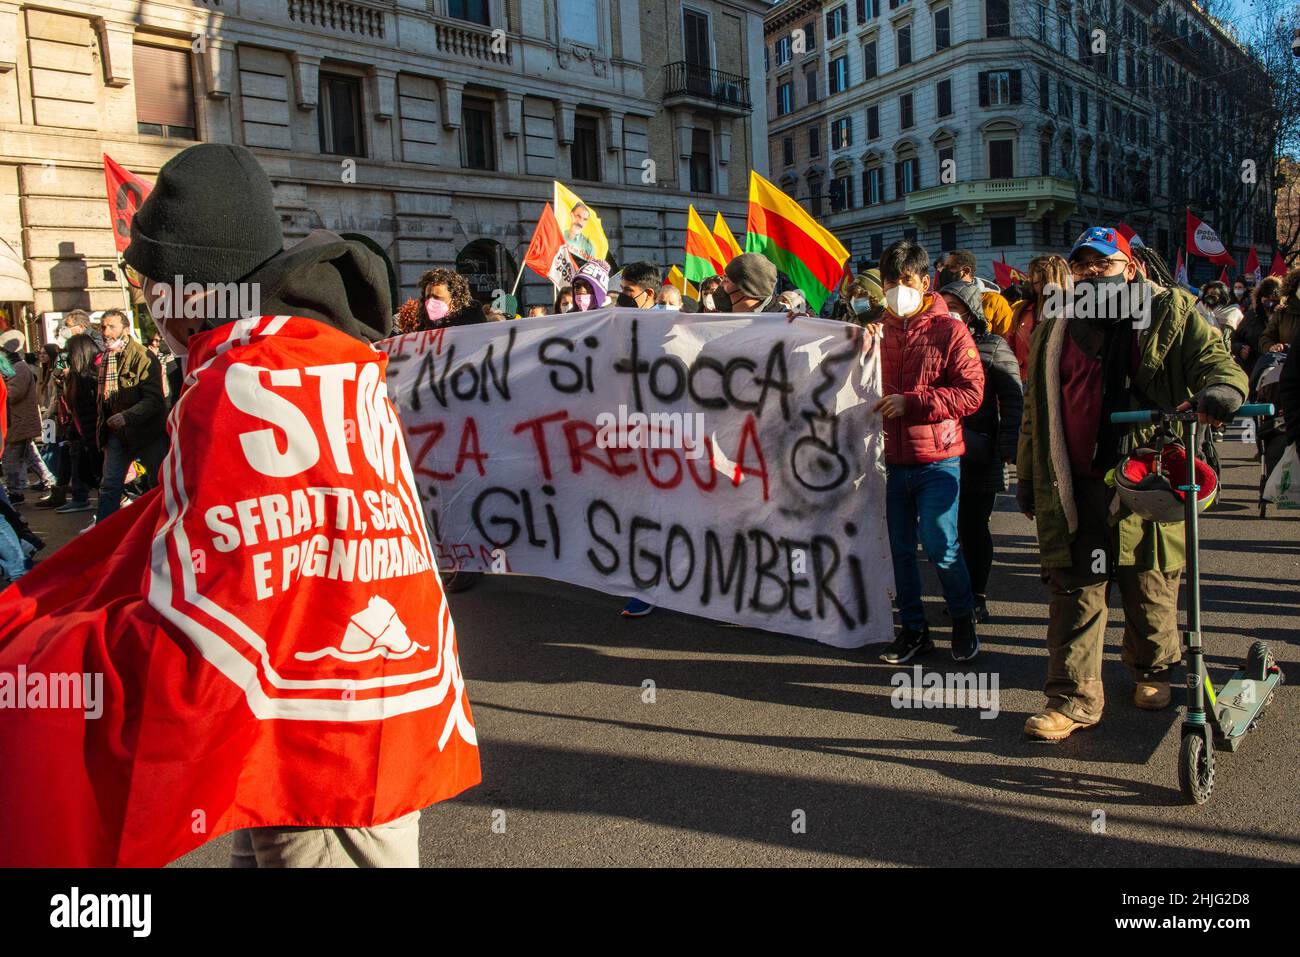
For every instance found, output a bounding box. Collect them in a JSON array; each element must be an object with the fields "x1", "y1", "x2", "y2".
[{"x1": 1016, "y1": 227, "x2": 1248, "y2": 741}]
